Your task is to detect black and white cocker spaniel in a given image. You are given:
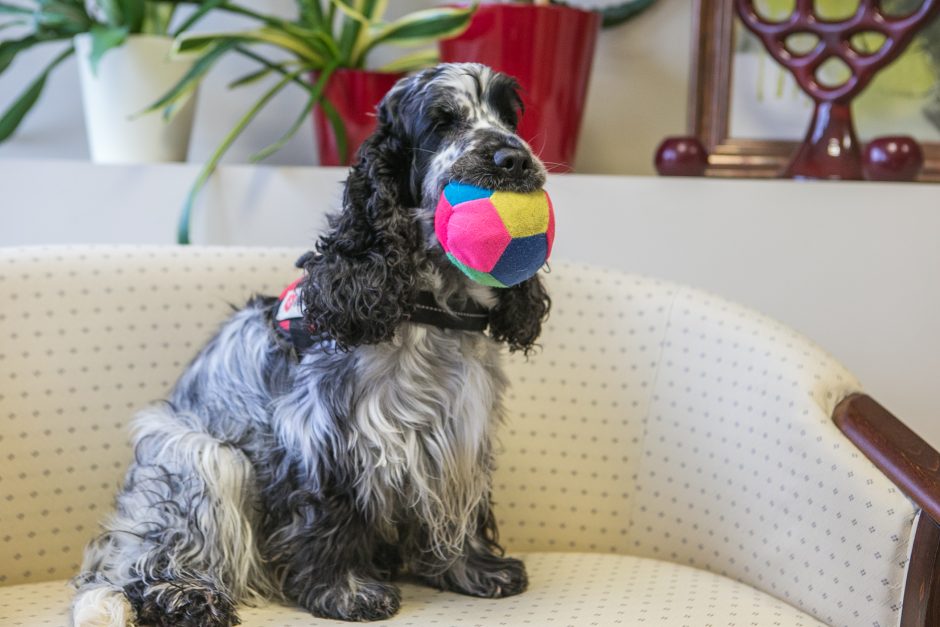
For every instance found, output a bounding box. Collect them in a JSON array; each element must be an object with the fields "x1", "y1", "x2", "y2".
[{"x1": 72, "y1": 63, "x2": 550, "y2": 626}]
